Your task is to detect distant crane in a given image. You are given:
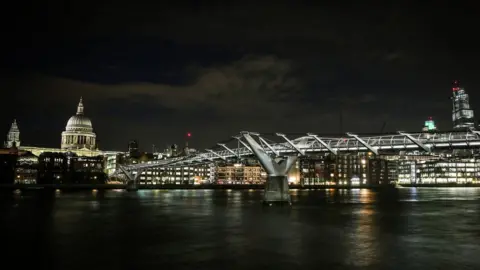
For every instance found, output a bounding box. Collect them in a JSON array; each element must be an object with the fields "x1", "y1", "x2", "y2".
[
  {"x1": 339, "y1": 109, "x2": 343, "y2": 134},
  {"x1": 380, "y1": 121, "x2": 387, "y2": 133}
]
